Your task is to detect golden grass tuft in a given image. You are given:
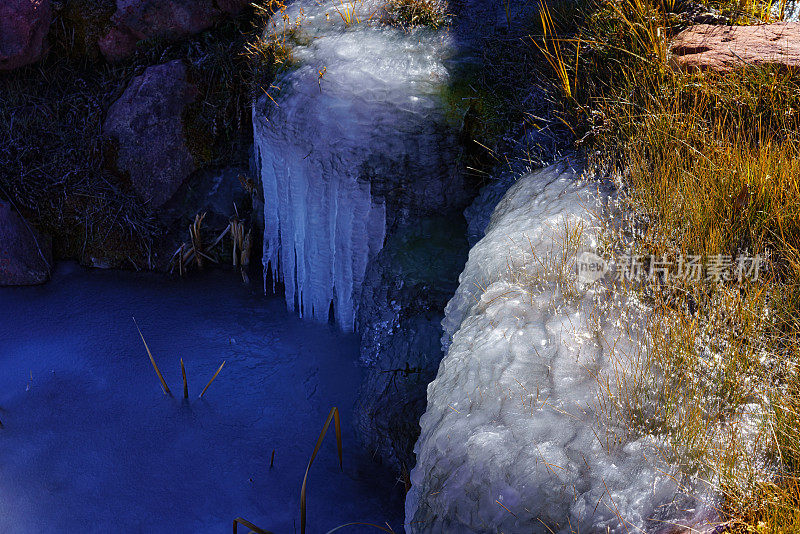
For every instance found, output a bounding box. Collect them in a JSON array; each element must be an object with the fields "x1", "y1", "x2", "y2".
[
  {"x1": 533, "y1": 0, "x2": 800, "y2": 528},
  {"x1": 382, "y1": 0, "x2": 450, "y2": 28}
]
